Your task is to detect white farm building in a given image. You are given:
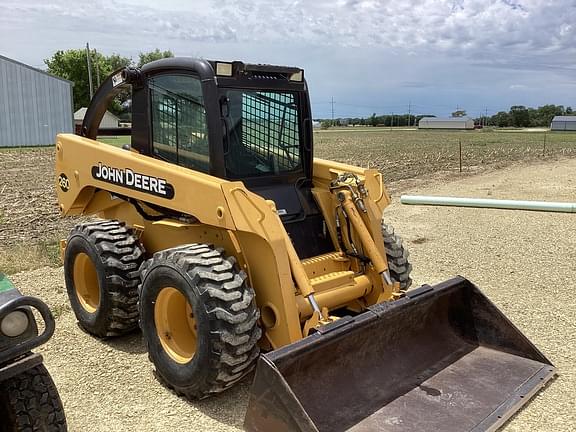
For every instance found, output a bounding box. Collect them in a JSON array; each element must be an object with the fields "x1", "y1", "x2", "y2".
[
  {"x1": 418, "y1": 117, "x2": 475, "y2": 130},
  {"x1": 550, "y1": 116, "x2": 576, "y2": 131},
  {"x1": 74, "y1": 107, "x2": 119, "y2": 129}
]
